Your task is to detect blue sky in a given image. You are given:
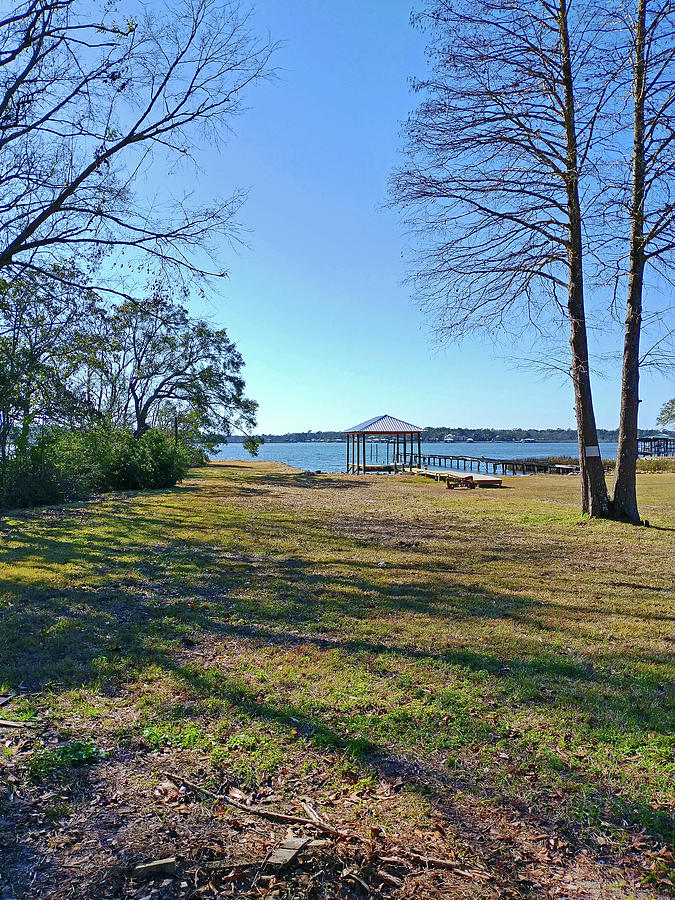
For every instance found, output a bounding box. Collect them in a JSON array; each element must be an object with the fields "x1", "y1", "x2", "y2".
[{"x1": 187, "y1": 0, "x2": 673, "y2": 434}]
